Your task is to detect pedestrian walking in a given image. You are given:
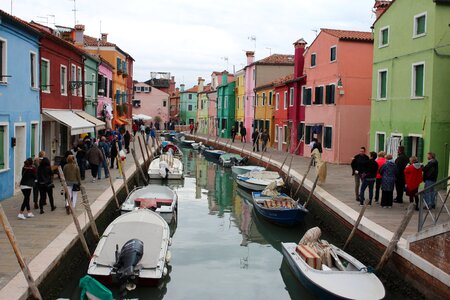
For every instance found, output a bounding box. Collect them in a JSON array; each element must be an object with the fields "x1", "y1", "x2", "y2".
[
  {"x1": 150, "y1": 126, "x2": 156, "y2": 146},
  {"x1": 311, "y1": 138, "x2": 323, "y2": 153},
  {"x1": 98, "y1": 136, "x2": 110, "y2": 179},
  {"x1": 394, "y1": 146, "x2": 409, "y2": 203},
  {"x1": 37, "y1": 157, "x2": 56, "y2": 214},
  {"x1": 231, "y1": 126, "x2": 237, "y2": 143},
  {"x1": 252, "y1": 129, "x2": 260, "y2": 152},
  {"x1": 375, "y1": 151, "x2": 387, "y2": 203},
  {"x1": 32, "y1": 150, "x2": 46, "y2": 209},
  {"x1": 351, "y1": 147, "x2": 369, "y2": 201},
  {"x1": 240, "y1": 125, "x2": 247, "y2": 143},
  {"x1": 261, "y1": 129, "x2": 270, "y2": 152},
  {"x1": 86, "y1": 144, "x2": 104, "y2": 183},
  {"x1": 18, "y1": 158, "x2": 36, "y2": 220},
  {"x1": 422, "y1": 152, "x2": 439, "y2": 209},
  {"x1": 359, "y1": 152, "x2": 378, "y2": 206},
  {"x1": 404, "y1": 156, "x2": 423, "y2": 210},
  {"x1": 132, "y1": 122, "x2": 138, "y2": 136},
  {"x1": 124, "y1": 130, "x2": 131, "y2": 154},
  {"x1": 75, "y1": 140, "x2": 87, "y2": 180},
  {"x1": 110, "y1": 136, "x2": 119, "y2": 169},
  {"x1": 63, "y1": 155, "x2": 81, "y2": 209},
  {"x1": 145, "y1": 126, "x2": 151, "y2": 144},
  {"x1": 189, "y1": 122, "x2": 194, "y2": 134},
  {"x1": 379, "y1": 154, "x2": 397, "y2": 208}
]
